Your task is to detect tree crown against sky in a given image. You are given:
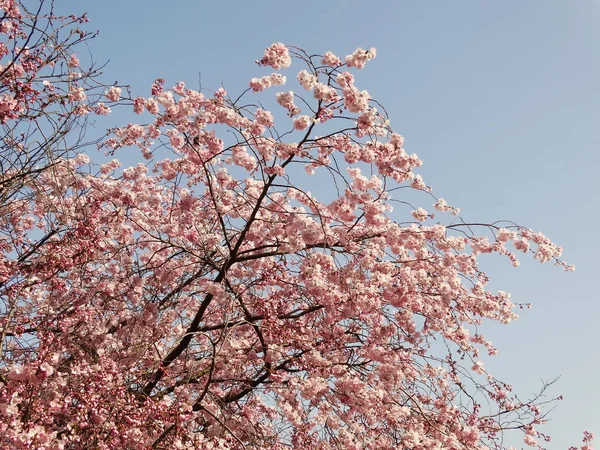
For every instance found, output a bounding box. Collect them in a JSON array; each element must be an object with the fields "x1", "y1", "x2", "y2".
[{"x1": 0, "y1": 1, "x2": 595, "y2": 449}]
